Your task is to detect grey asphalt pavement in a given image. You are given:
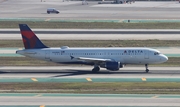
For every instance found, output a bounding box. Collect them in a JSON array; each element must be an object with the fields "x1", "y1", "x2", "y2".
[
  {"x1": 0, "y1": 0, "x2": 180, "y2": 19},
  {"x1": 0, "y1": 66, "x2": 180, "y2": 78}
]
